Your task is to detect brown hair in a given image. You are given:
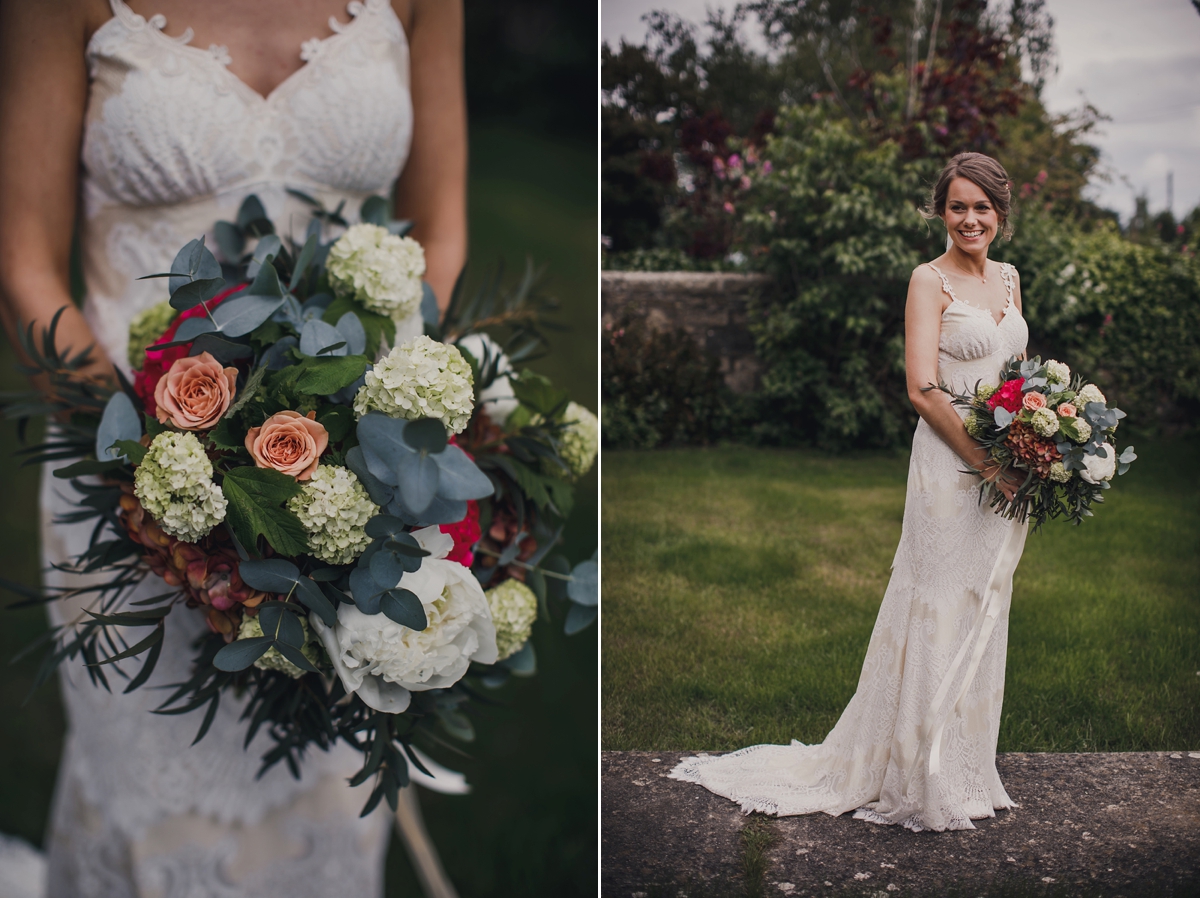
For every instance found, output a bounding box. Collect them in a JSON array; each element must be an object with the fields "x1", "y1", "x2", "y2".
[{"x1": 924, "y1": 152, "x2": 1014, "y2": 240}]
